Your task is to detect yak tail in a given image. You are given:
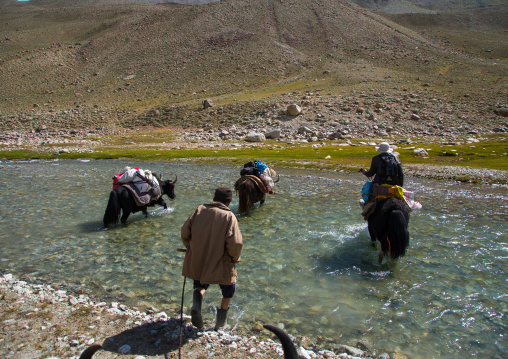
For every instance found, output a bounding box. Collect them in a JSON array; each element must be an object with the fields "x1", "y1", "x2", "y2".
[
  {"x1": 103, "y1": 190, "x2": 121, "y2": 227},
  {"x1": 238, "y1": 186, "x2": 253, "y2": 213},
  {"x1": 387, "y1": 209, "x2": 409, "y2": 259},
  {"x1": 263, "y1": 324, "x2": 298, "y2": 359}
]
